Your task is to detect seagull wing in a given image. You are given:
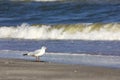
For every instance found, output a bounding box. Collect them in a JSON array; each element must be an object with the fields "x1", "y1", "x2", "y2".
[{"x1": 33, "y1": 49, "x2": 41, "y2": 56}]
